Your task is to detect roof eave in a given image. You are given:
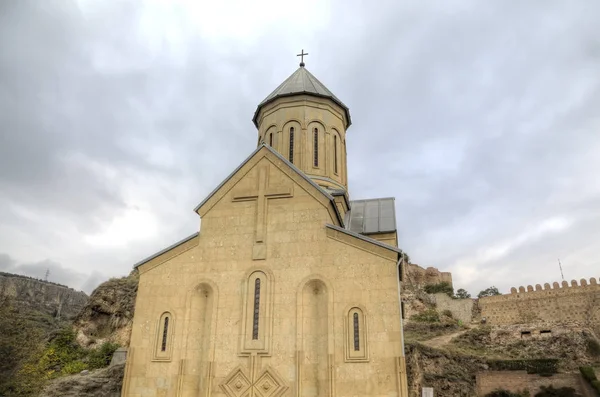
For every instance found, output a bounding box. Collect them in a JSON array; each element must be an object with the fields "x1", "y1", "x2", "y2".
[
  {"x1": 132, "y1": 232, "x2": 199, "y2": 269},
  {"x1": 252, "y1": 92, "x2": 352, "y2": 129},
  {"x1": 325, "y1": 224, "x2": 402, "y2": 254}
]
